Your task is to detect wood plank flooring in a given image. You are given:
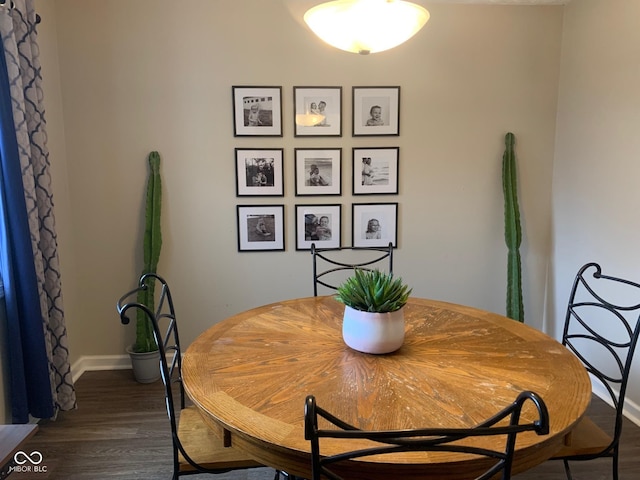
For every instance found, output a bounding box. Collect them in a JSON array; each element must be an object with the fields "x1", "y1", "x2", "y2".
[{"x1": 14, "y1": 369, "x2": 640, "y2": 479}]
